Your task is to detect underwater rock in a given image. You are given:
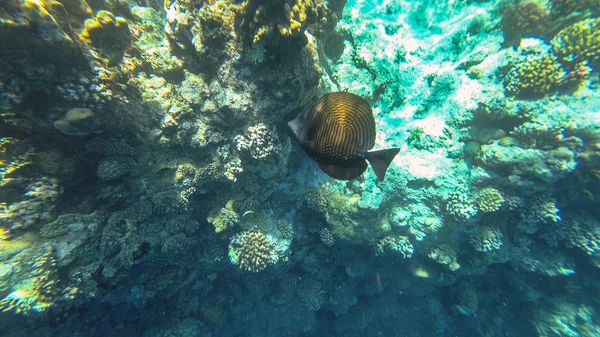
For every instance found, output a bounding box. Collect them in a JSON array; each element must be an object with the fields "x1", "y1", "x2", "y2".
[{"x1": 53, "y1": 108, "x2": 100, "y2": 136}]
